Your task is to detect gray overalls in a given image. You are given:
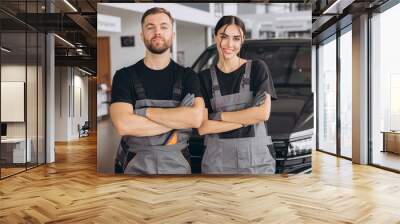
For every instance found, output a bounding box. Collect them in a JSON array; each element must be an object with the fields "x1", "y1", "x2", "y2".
[
  {"x1": 201, "y1": 60, "x2": 276, "y2": 174},
  {"x1": 115, "y1": 72, "x2": 192, "y2": 174}
]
